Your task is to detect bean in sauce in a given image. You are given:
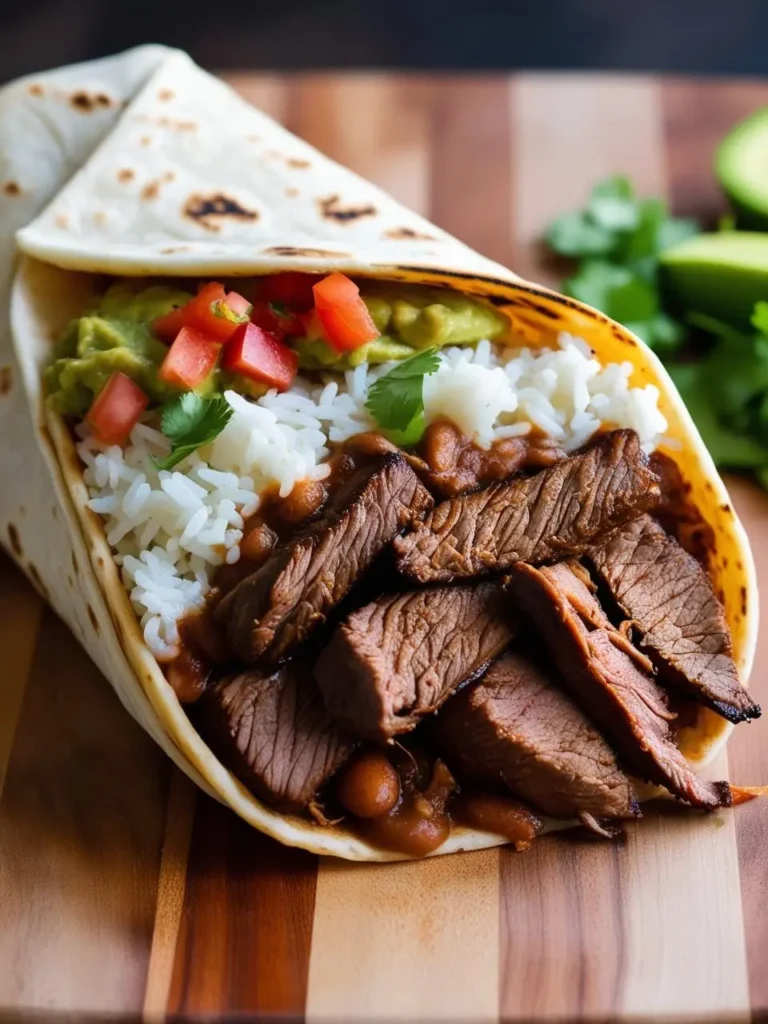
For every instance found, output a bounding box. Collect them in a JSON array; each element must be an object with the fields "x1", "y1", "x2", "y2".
[
  {"x1": 451, "y1": 791, "x2": 543, "y2": 850},
  {"x1": 336, "y1": 749, "x2": 400, "y2": 818}
]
